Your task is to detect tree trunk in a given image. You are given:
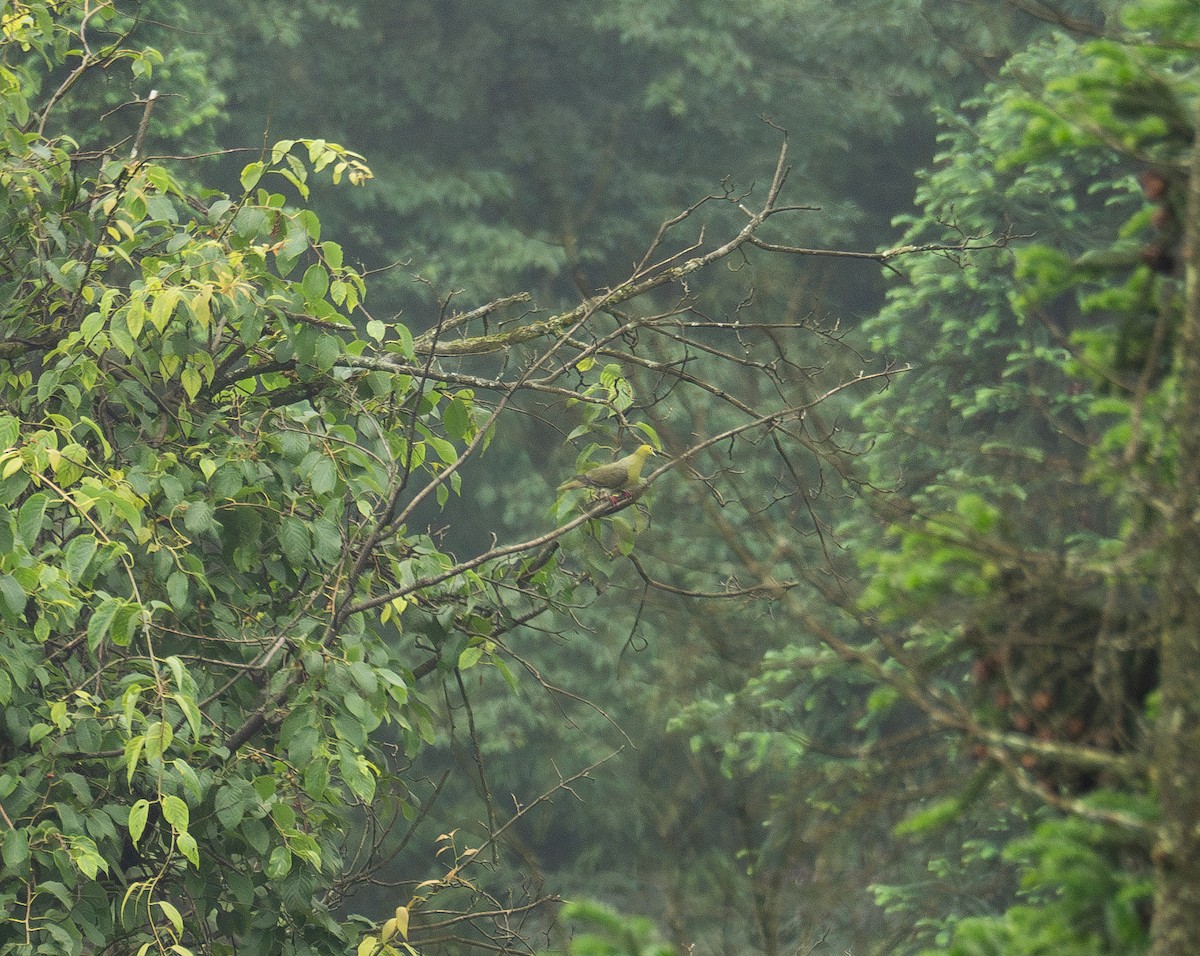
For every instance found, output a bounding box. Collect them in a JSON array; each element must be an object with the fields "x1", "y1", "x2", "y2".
[{"x1": 1150, "y1": 97, "x2": 1200, "y2": 956}]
